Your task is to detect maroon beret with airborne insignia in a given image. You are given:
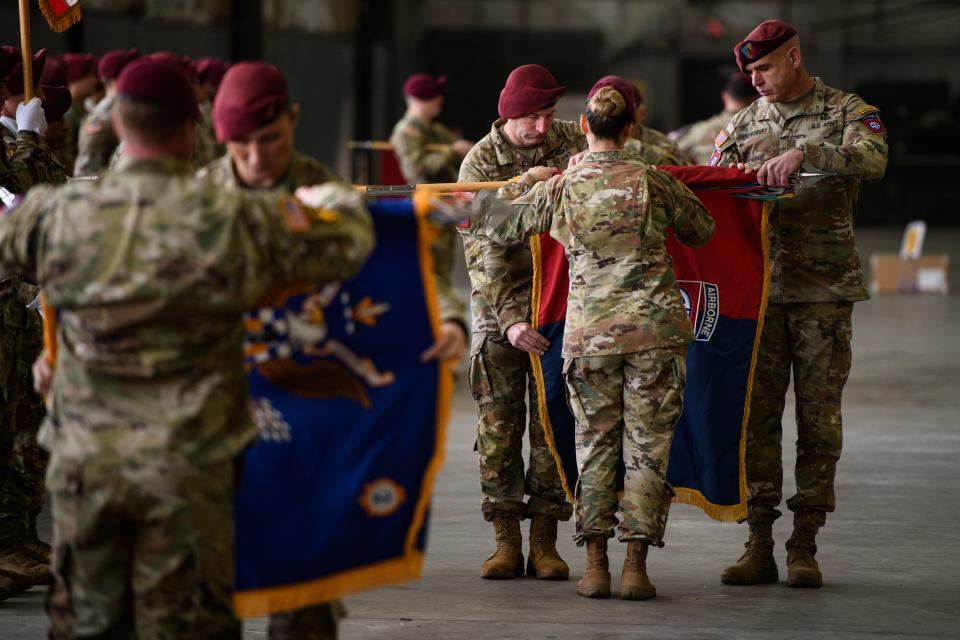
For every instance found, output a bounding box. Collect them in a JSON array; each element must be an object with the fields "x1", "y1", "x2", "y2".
[{"x1": 734, "y1": 20, "x2": 797, "y2": 72}]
